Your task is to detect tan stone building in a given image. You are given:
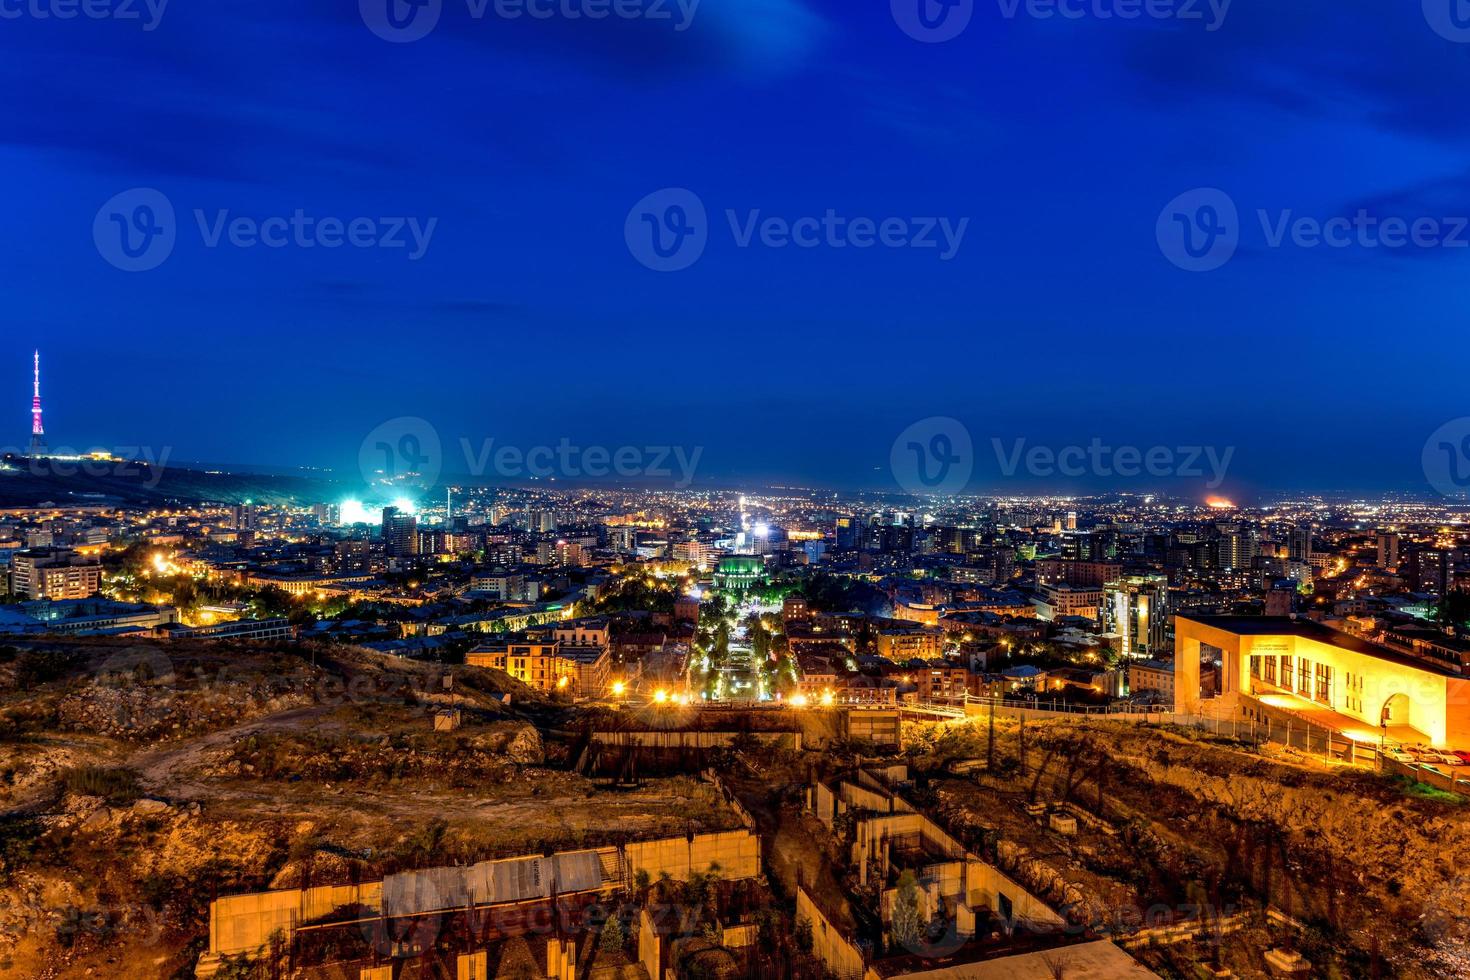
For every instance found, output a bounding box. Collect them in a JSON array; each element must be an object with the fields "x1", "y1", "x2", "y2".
[{"x1": 468, "y1": 638, "x2": 611, "y2": 698}]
